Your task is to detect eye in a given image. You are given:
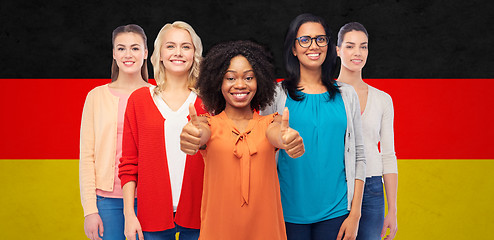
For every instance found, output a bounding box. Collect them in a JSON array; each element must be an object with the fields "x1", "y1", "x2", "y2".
[
  {"x1": 166, "y1": 45, "x2": 175, "y2": 49},
  {"x1": 132, "y1": 47, "x2": 140, "y2": 51},
  {"x1": 316, "y1": 36, "x2": 327, "y2": 44},
  {"x1": 183, "y1": 45, "x2": 192, "y2": 50},
  {"x1": 245, "y1": 76, "x2": 254, "y2": 81},
  {"x1": 226, "y1": 77, "x2": 235, "y2": 81},
  {"x1": 117, "y1": 47, "x2": 124, "y2": 51},
  {"x1": 361, "y1": 45, "x2": 368, "y2": 49},
  {"x1": 346, "y1": 45, "x2": 353, "y2": 49},
  {"x1": 299, "y1": 36, "x2": 310, "y2": 44}
]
